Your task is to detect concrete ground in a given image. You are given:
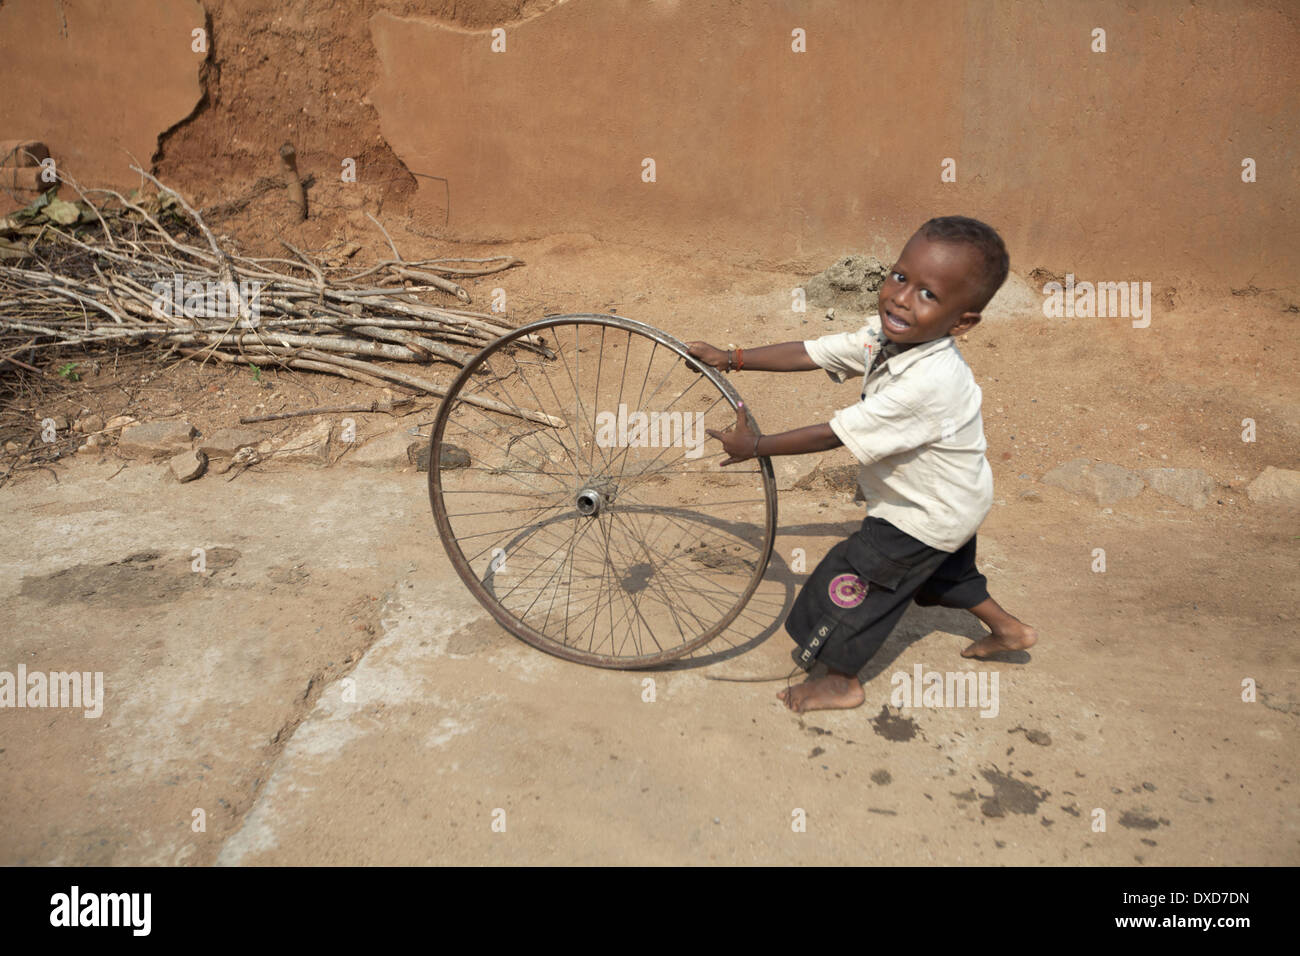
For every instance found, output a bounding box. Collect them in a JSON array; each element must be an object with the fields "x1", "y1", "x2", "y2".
[{"x1": 2, "y1": 449, "x2": 1295, "y2": 865}]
